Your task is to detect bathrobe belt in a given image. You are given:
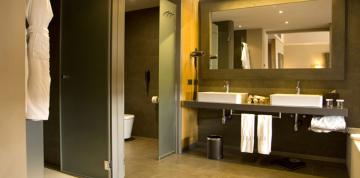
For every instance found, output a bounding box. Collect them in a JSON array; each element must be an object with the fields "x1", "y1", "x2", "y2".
[{"x1": 27, "y1": 26, "x2": 49, "y2": 34}]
